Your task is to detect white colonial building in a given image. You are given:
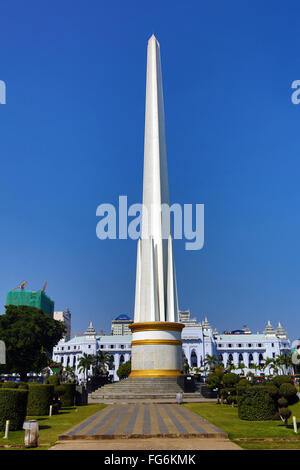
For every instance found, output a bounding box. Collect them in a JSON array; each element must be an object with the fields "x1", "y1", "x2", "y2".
[{"x1": 52, "y1": 313, "x2": 291, "y2": 382}]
